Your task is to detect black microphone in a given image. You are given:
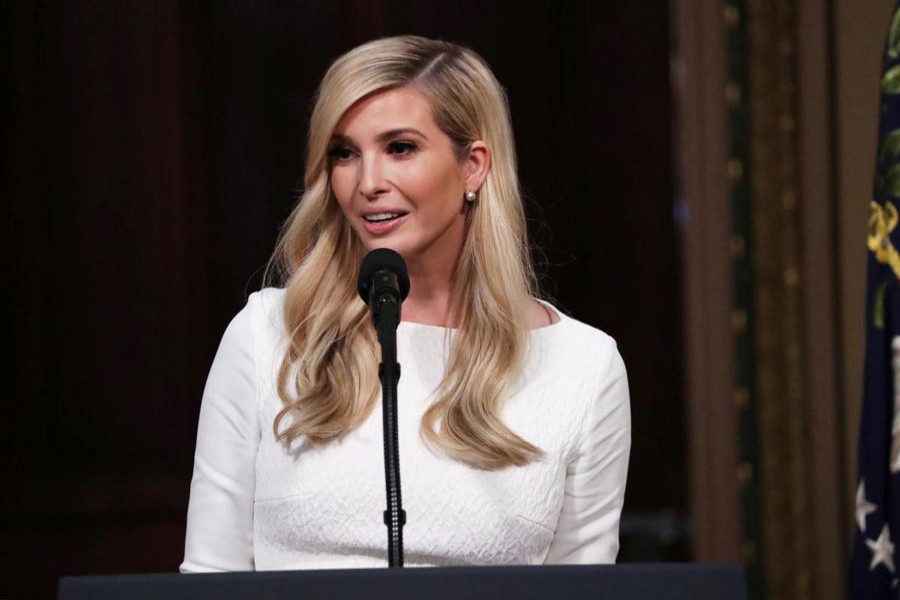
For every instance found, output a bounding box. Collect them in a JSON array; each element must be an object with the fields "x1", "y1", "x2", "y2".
[
  {"x1": 357, "y1": 247, "x2": 409, "y2": 568},
  {"x1": 357, "y1": 248, "x2": 410, "y2": 330}
]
